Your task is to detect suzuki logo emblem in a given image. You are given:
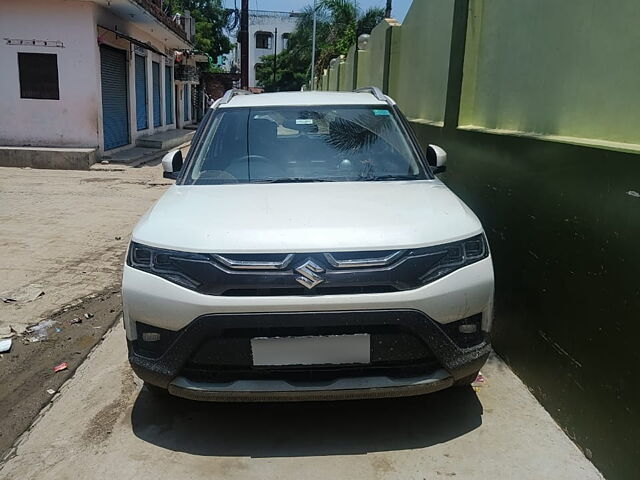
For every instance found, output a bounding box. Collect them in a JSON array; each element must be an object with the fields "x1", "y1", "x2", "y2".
[{"x1": 295, "y1": 259, "x2": 325, "y2": 289}]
